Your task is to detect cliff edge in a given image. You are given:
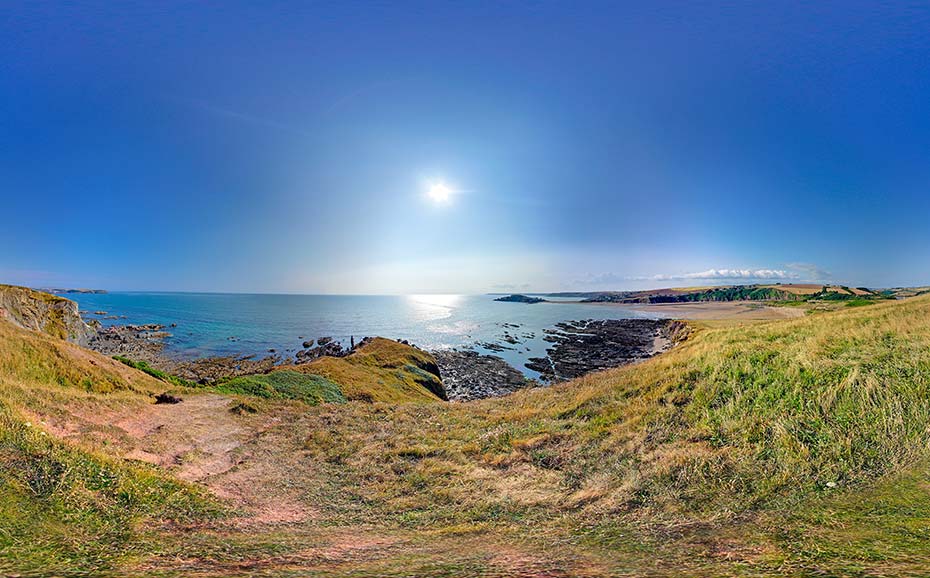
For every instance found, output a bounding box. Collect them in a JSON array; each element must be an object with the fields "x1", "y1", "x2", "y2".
[{"x1": 0, "y1": 284, "x2": 96, "y2": 345}]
